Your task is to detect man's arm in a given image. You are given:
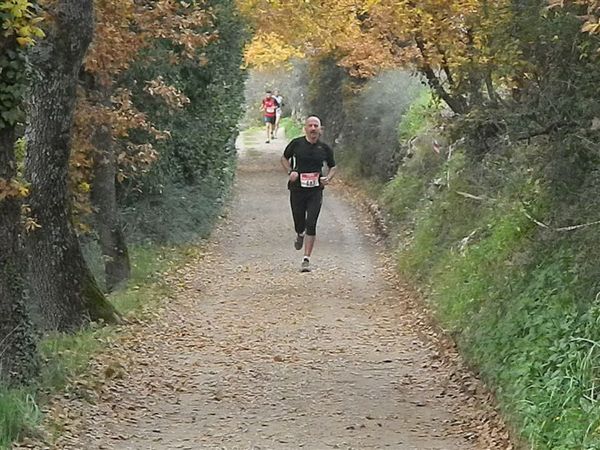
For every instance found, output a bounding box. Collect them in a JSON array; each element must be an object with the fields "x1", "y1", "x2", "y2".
[
  {"x1": 280, "y1": 155, "x2": 292, "y2": 173},
  {"x1": 326, "y1": 166, "x2": 337, "y2": 181},
  {"x1": 321, "y1": 166, "x2": 336, "y2": 185},
  {"x1": 321, "y1": 146, "x2": 336, "y2": 185},
  {"x1": 281, "y1": 155, "x2": 299, "y2": 182},
  {"x1": 281, "y1": 142, "x2": 299, "y2": 181}
]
